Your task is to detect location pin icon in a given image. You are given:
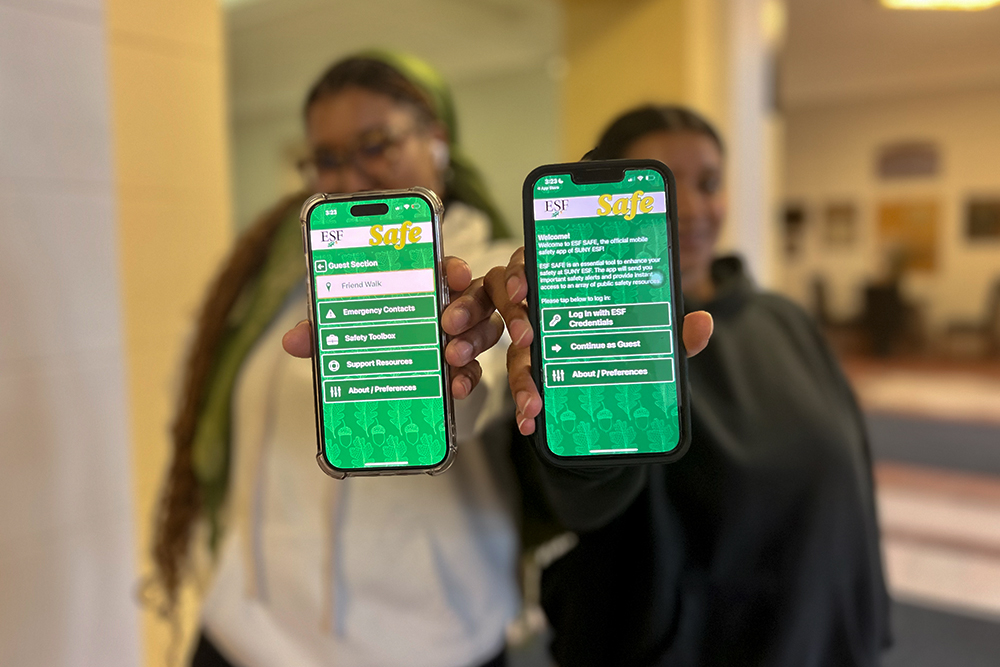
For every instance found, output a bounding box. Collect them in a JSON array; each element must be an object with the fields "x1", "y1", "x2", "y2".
[{"x1": 325, "y1": 281, "x2": 331, "y2": 292}]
